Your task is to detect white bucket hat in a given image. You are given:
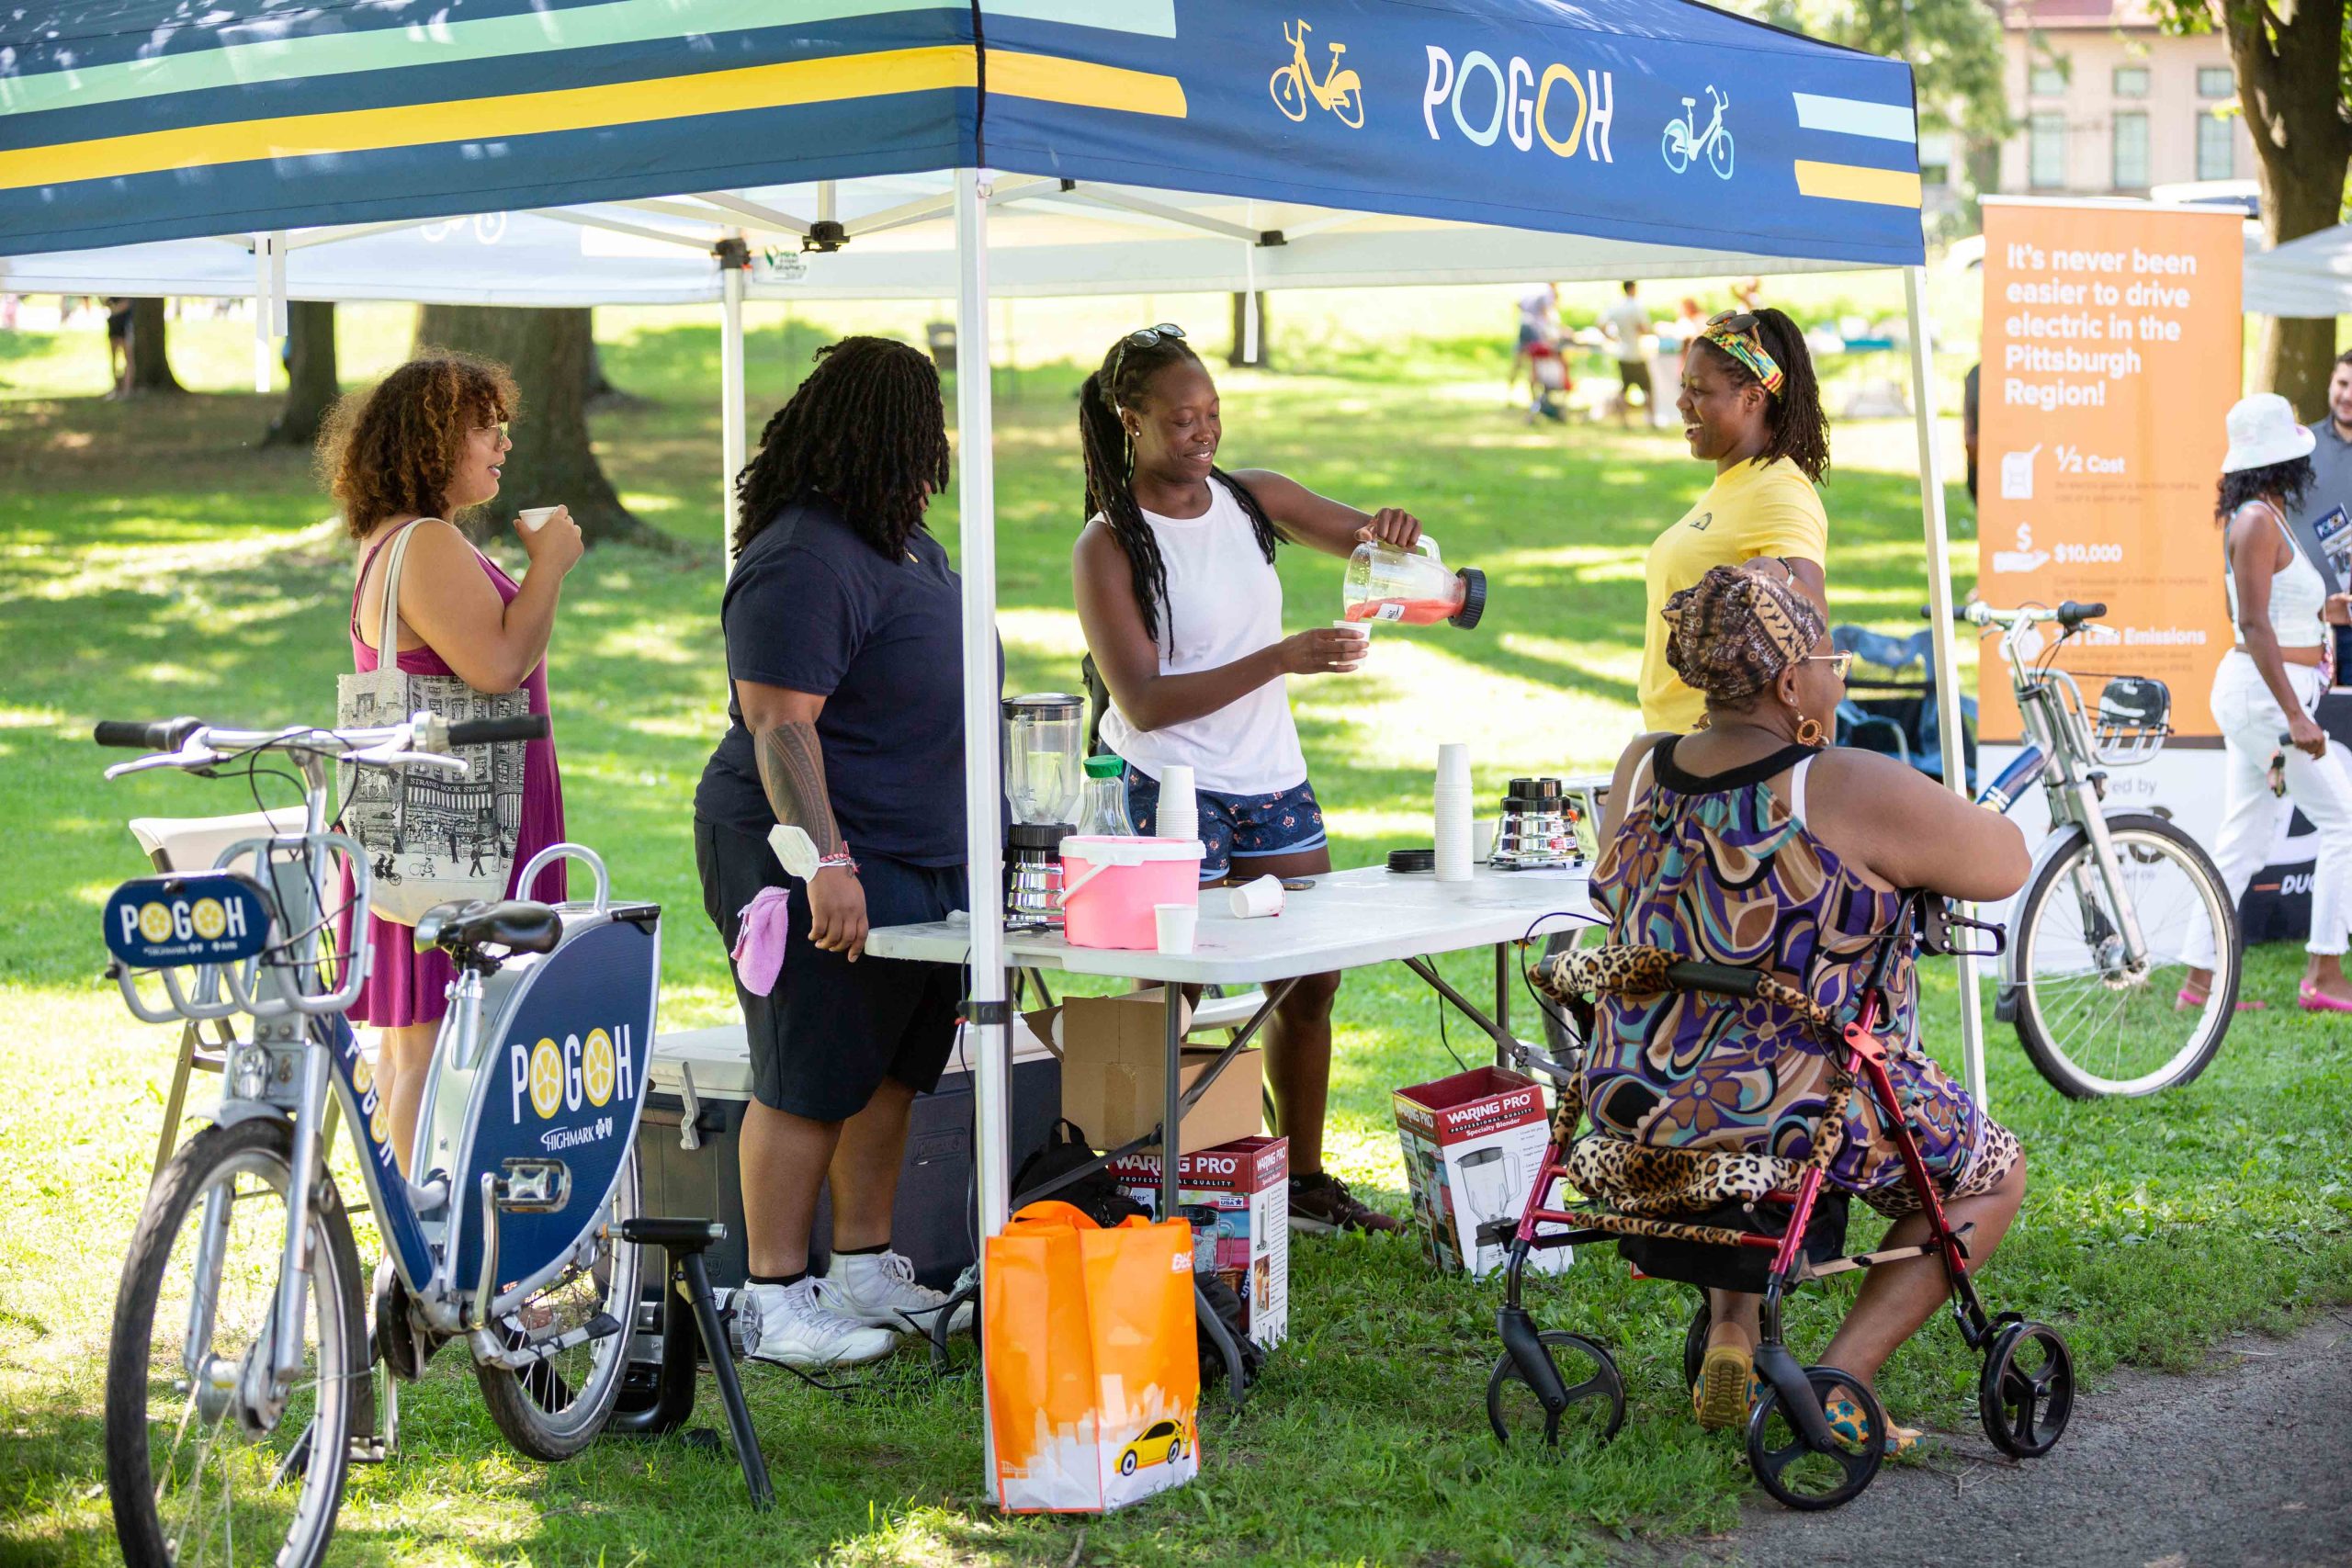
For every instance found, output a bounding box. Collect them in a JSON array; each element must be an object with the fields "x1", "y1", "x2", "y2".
[{"x1": 2220, "y1": 392, "x2": 2316, "y2": 473}]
